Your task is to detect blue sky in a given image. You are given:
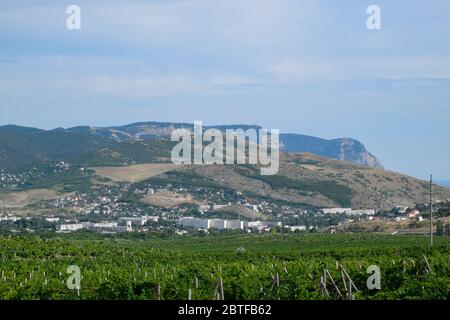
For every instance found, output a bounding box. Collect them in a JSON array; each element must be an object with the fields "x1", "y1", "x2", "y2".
[{"x1": 0, "y1": 0, "x2": 449, "y2": 180}]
